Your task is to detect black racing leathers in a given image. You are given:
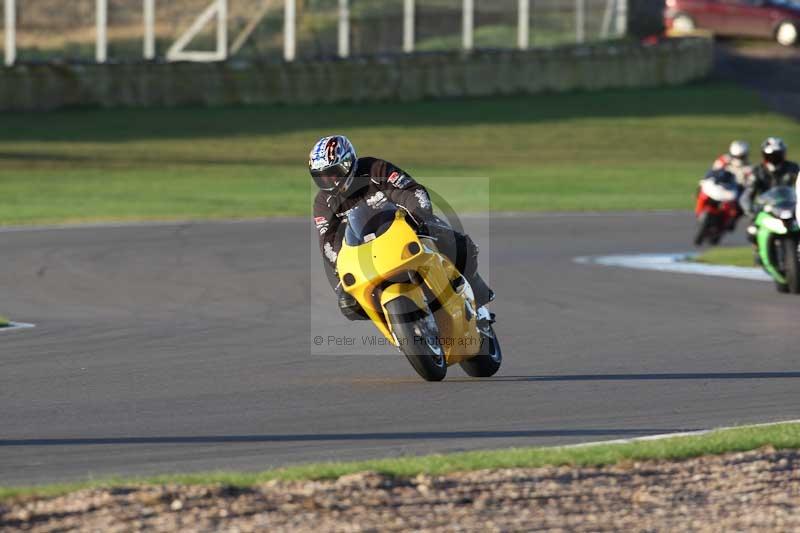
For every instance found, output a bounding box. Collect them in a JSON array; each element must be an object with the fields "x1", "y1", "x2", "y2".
[
  {"x1": 313, "y1": 157, "x2": 491, "y2": 310},
  {"x1": 741, "y1": 161, "x2": 800, "y2": 214},
  {"x1": 314, "y1": 157, "x2": 434, "y2": 287}
]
